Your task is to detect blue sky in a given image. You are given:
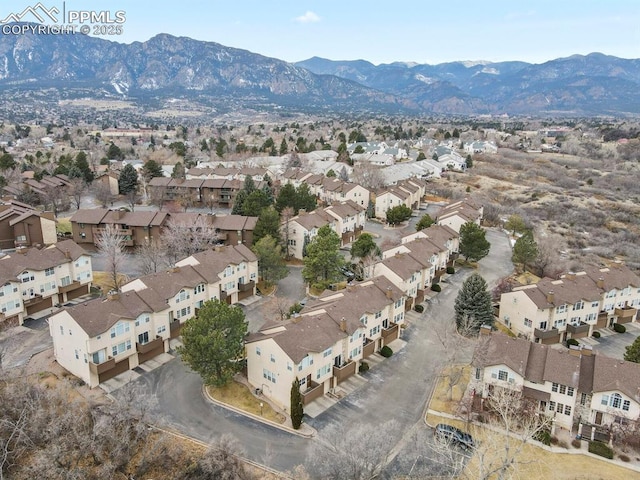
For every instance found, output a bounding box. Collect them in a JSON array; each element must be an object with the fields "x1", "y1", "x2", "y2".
[{"x1": 9, "y1": 1, "x2": 640, "y2": 64}]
